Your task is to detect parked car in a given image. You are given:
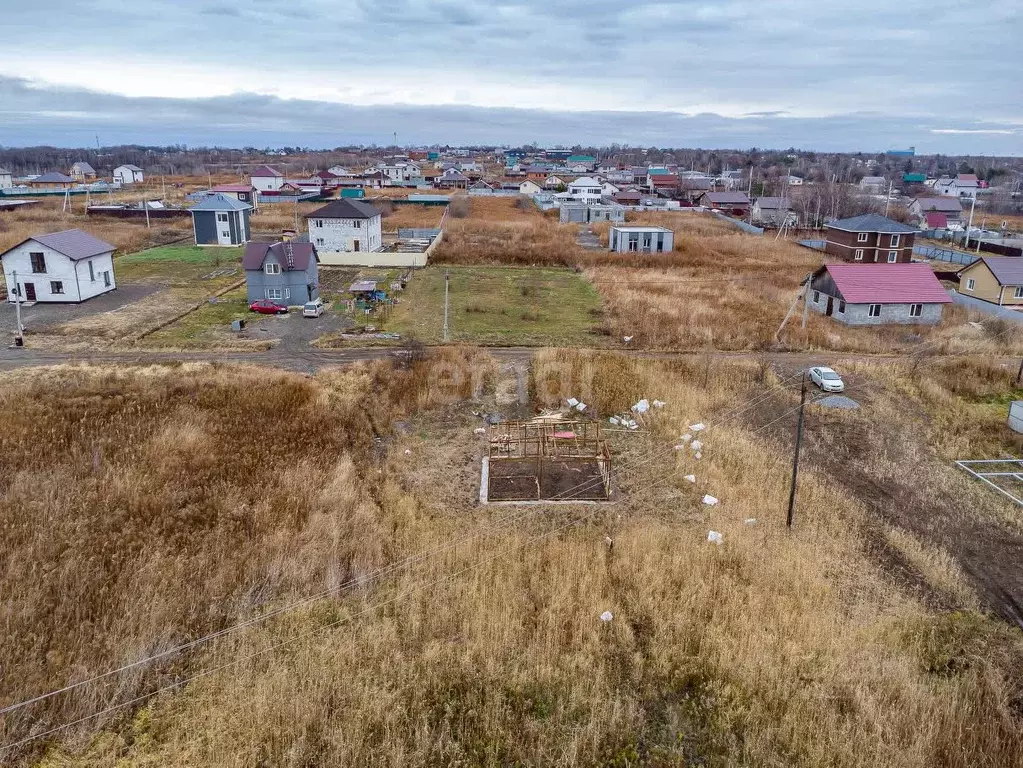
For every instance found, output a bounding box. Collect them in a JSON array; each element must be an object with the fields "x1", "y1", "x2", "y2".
[
  {"x1": 302, "y1": 299, "x2": 325, "y2": 318},
  {"x1": 249, "y1": 299, "x2": 288, "y2": 315},
  {"x1": 808, "y1": 366, "x2": 844, "y2": 393}
]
